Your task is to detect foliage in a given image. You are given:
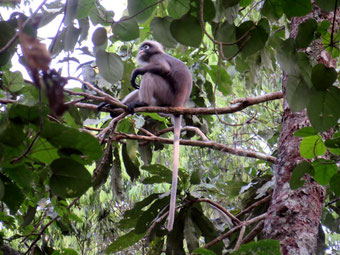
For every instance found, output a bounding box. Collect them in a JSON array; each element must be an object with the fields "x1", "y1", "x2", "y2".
[{"x1": 0, "y1": 0, "x2": 339, "y2": 254}]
